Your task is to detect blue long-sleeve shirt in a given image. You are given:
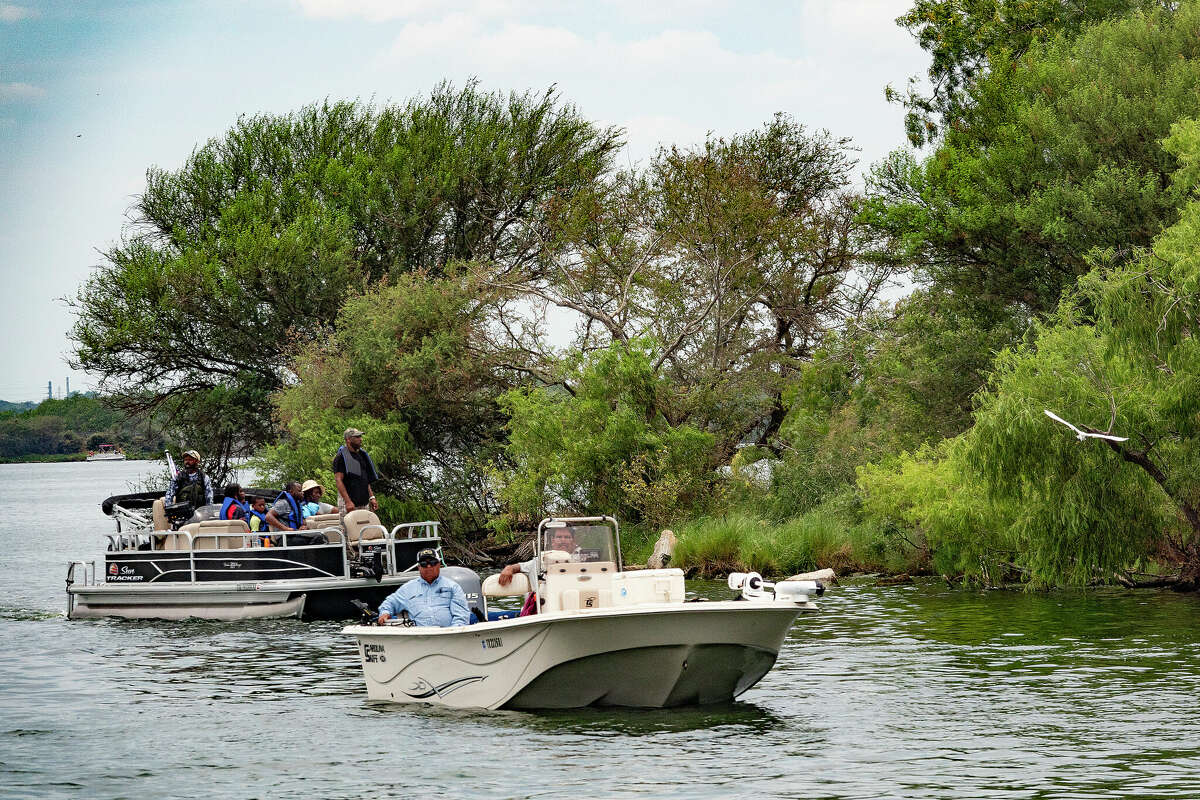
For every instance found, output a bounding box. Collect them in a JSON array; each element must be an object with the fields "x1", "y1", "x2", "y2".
[{"x1": 379, "y1": 574, "x2": 471, "y2": 627}]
